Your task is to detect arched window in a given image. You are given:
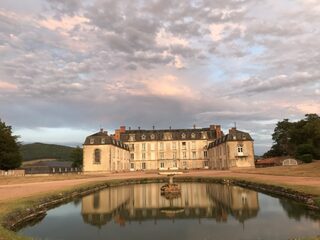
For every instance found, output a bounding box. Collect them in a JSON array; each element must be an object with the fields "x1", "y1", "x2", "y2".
[{"x1": 94, "y1": 149, "x2": 101, "y2": 164}]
